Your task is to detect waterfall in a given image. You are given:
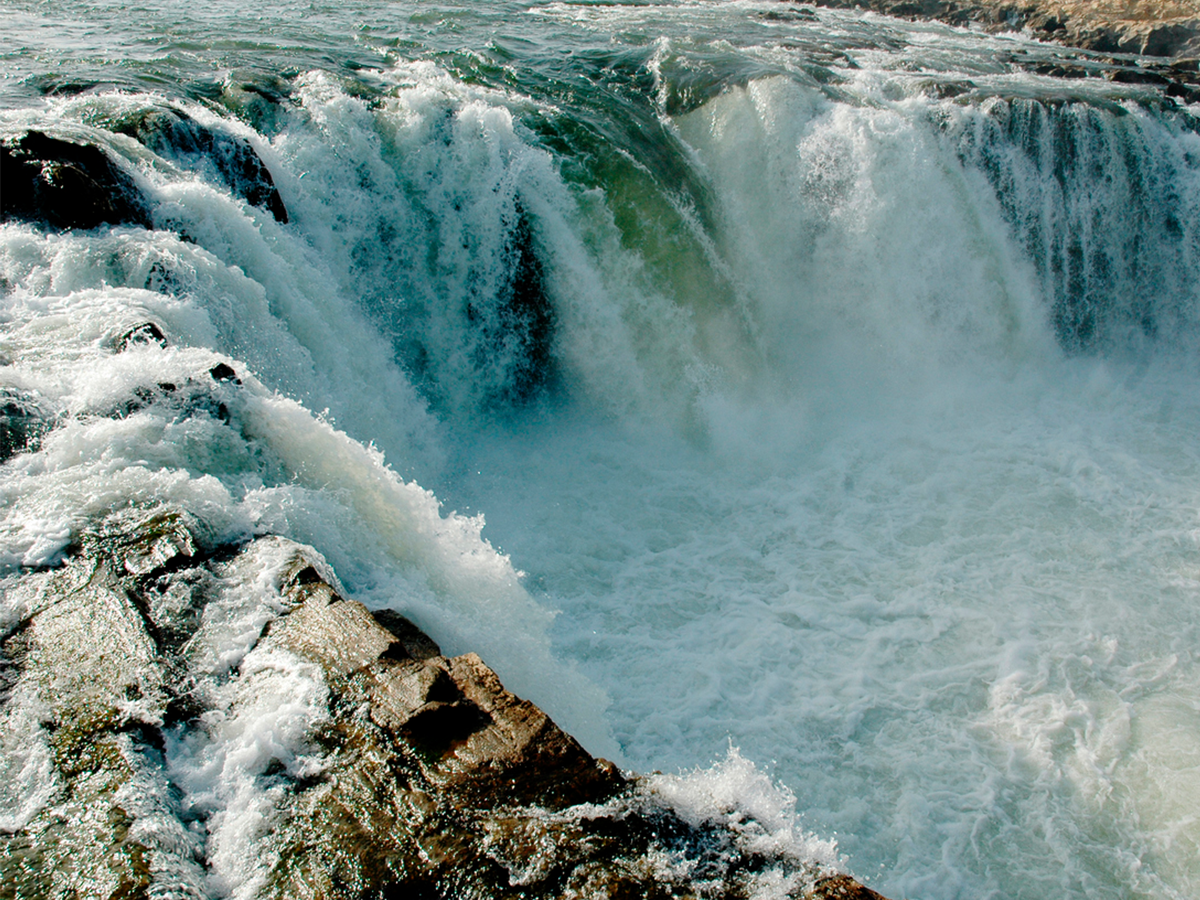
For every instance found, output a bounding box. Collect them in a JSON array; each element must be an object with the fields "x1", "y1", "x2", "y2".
[{"x1": 4, "y1": 3, "x2": 1200, "y2": 896}]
